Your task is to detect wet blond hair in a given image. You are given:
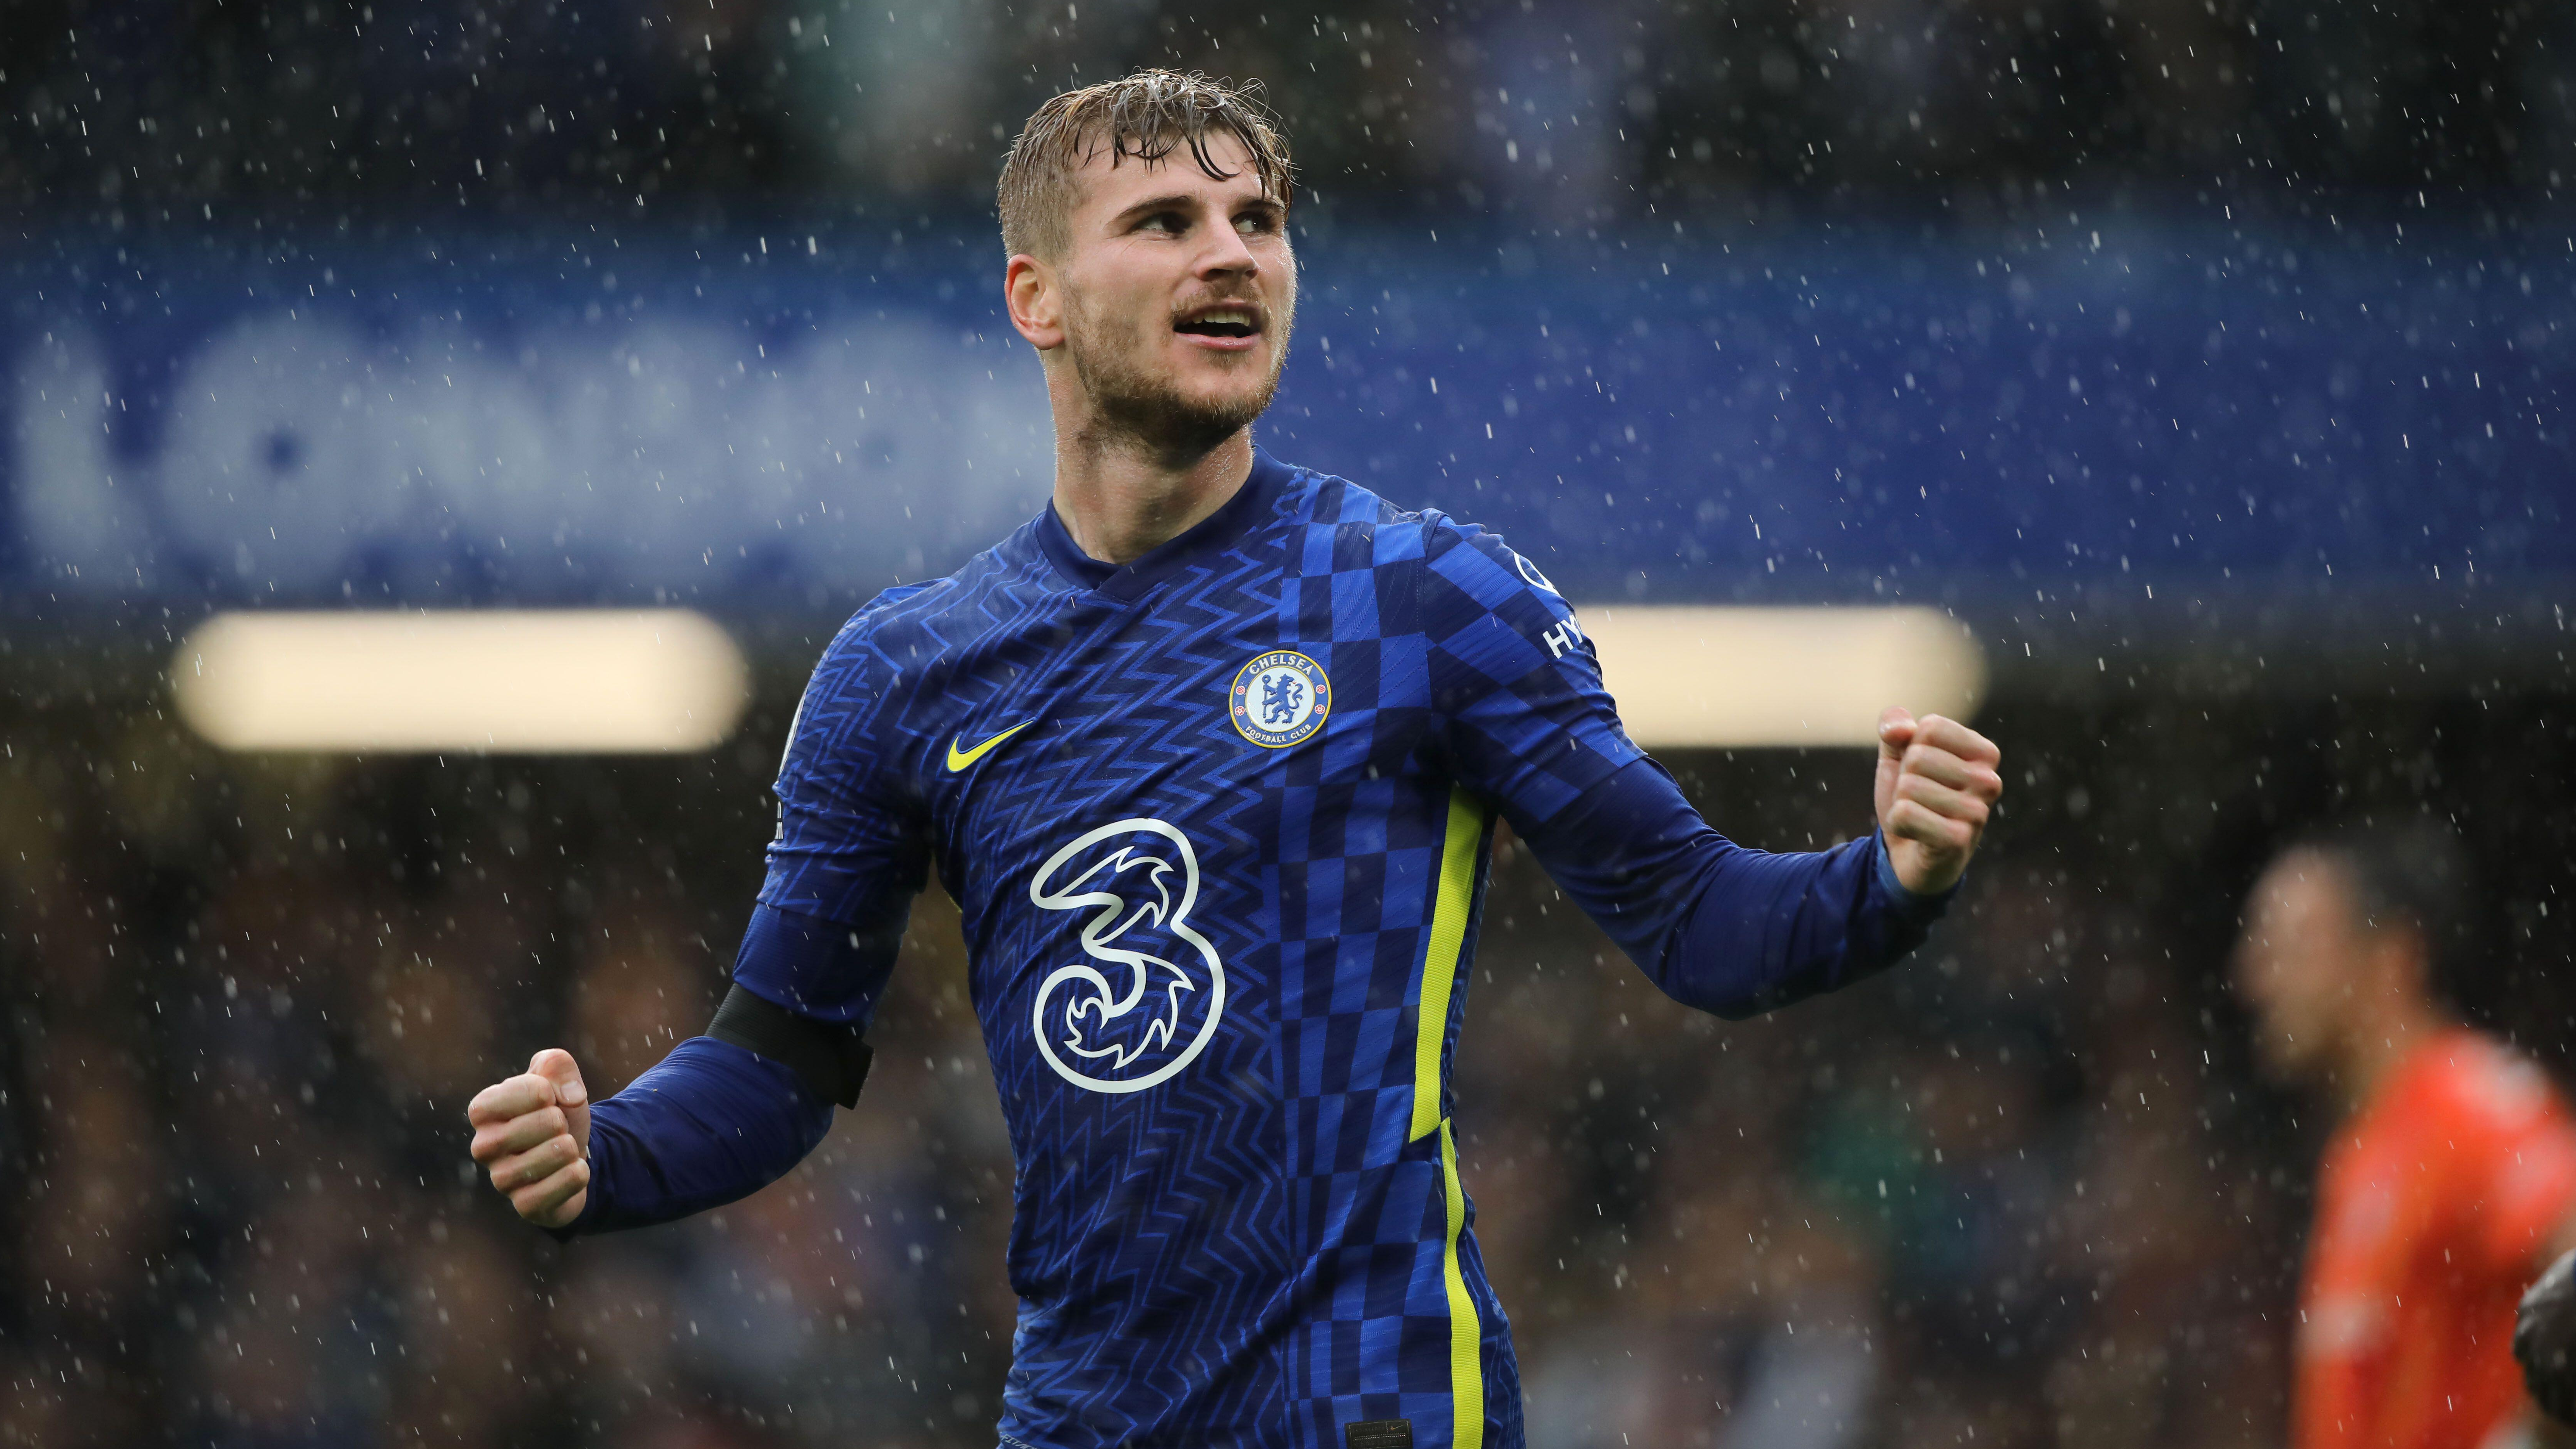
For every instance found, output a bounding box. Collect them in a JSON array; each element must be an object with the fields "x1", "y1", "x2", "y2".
[{"x1": 997, "y1": 69, "x2": 1294, "y2": 261}]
